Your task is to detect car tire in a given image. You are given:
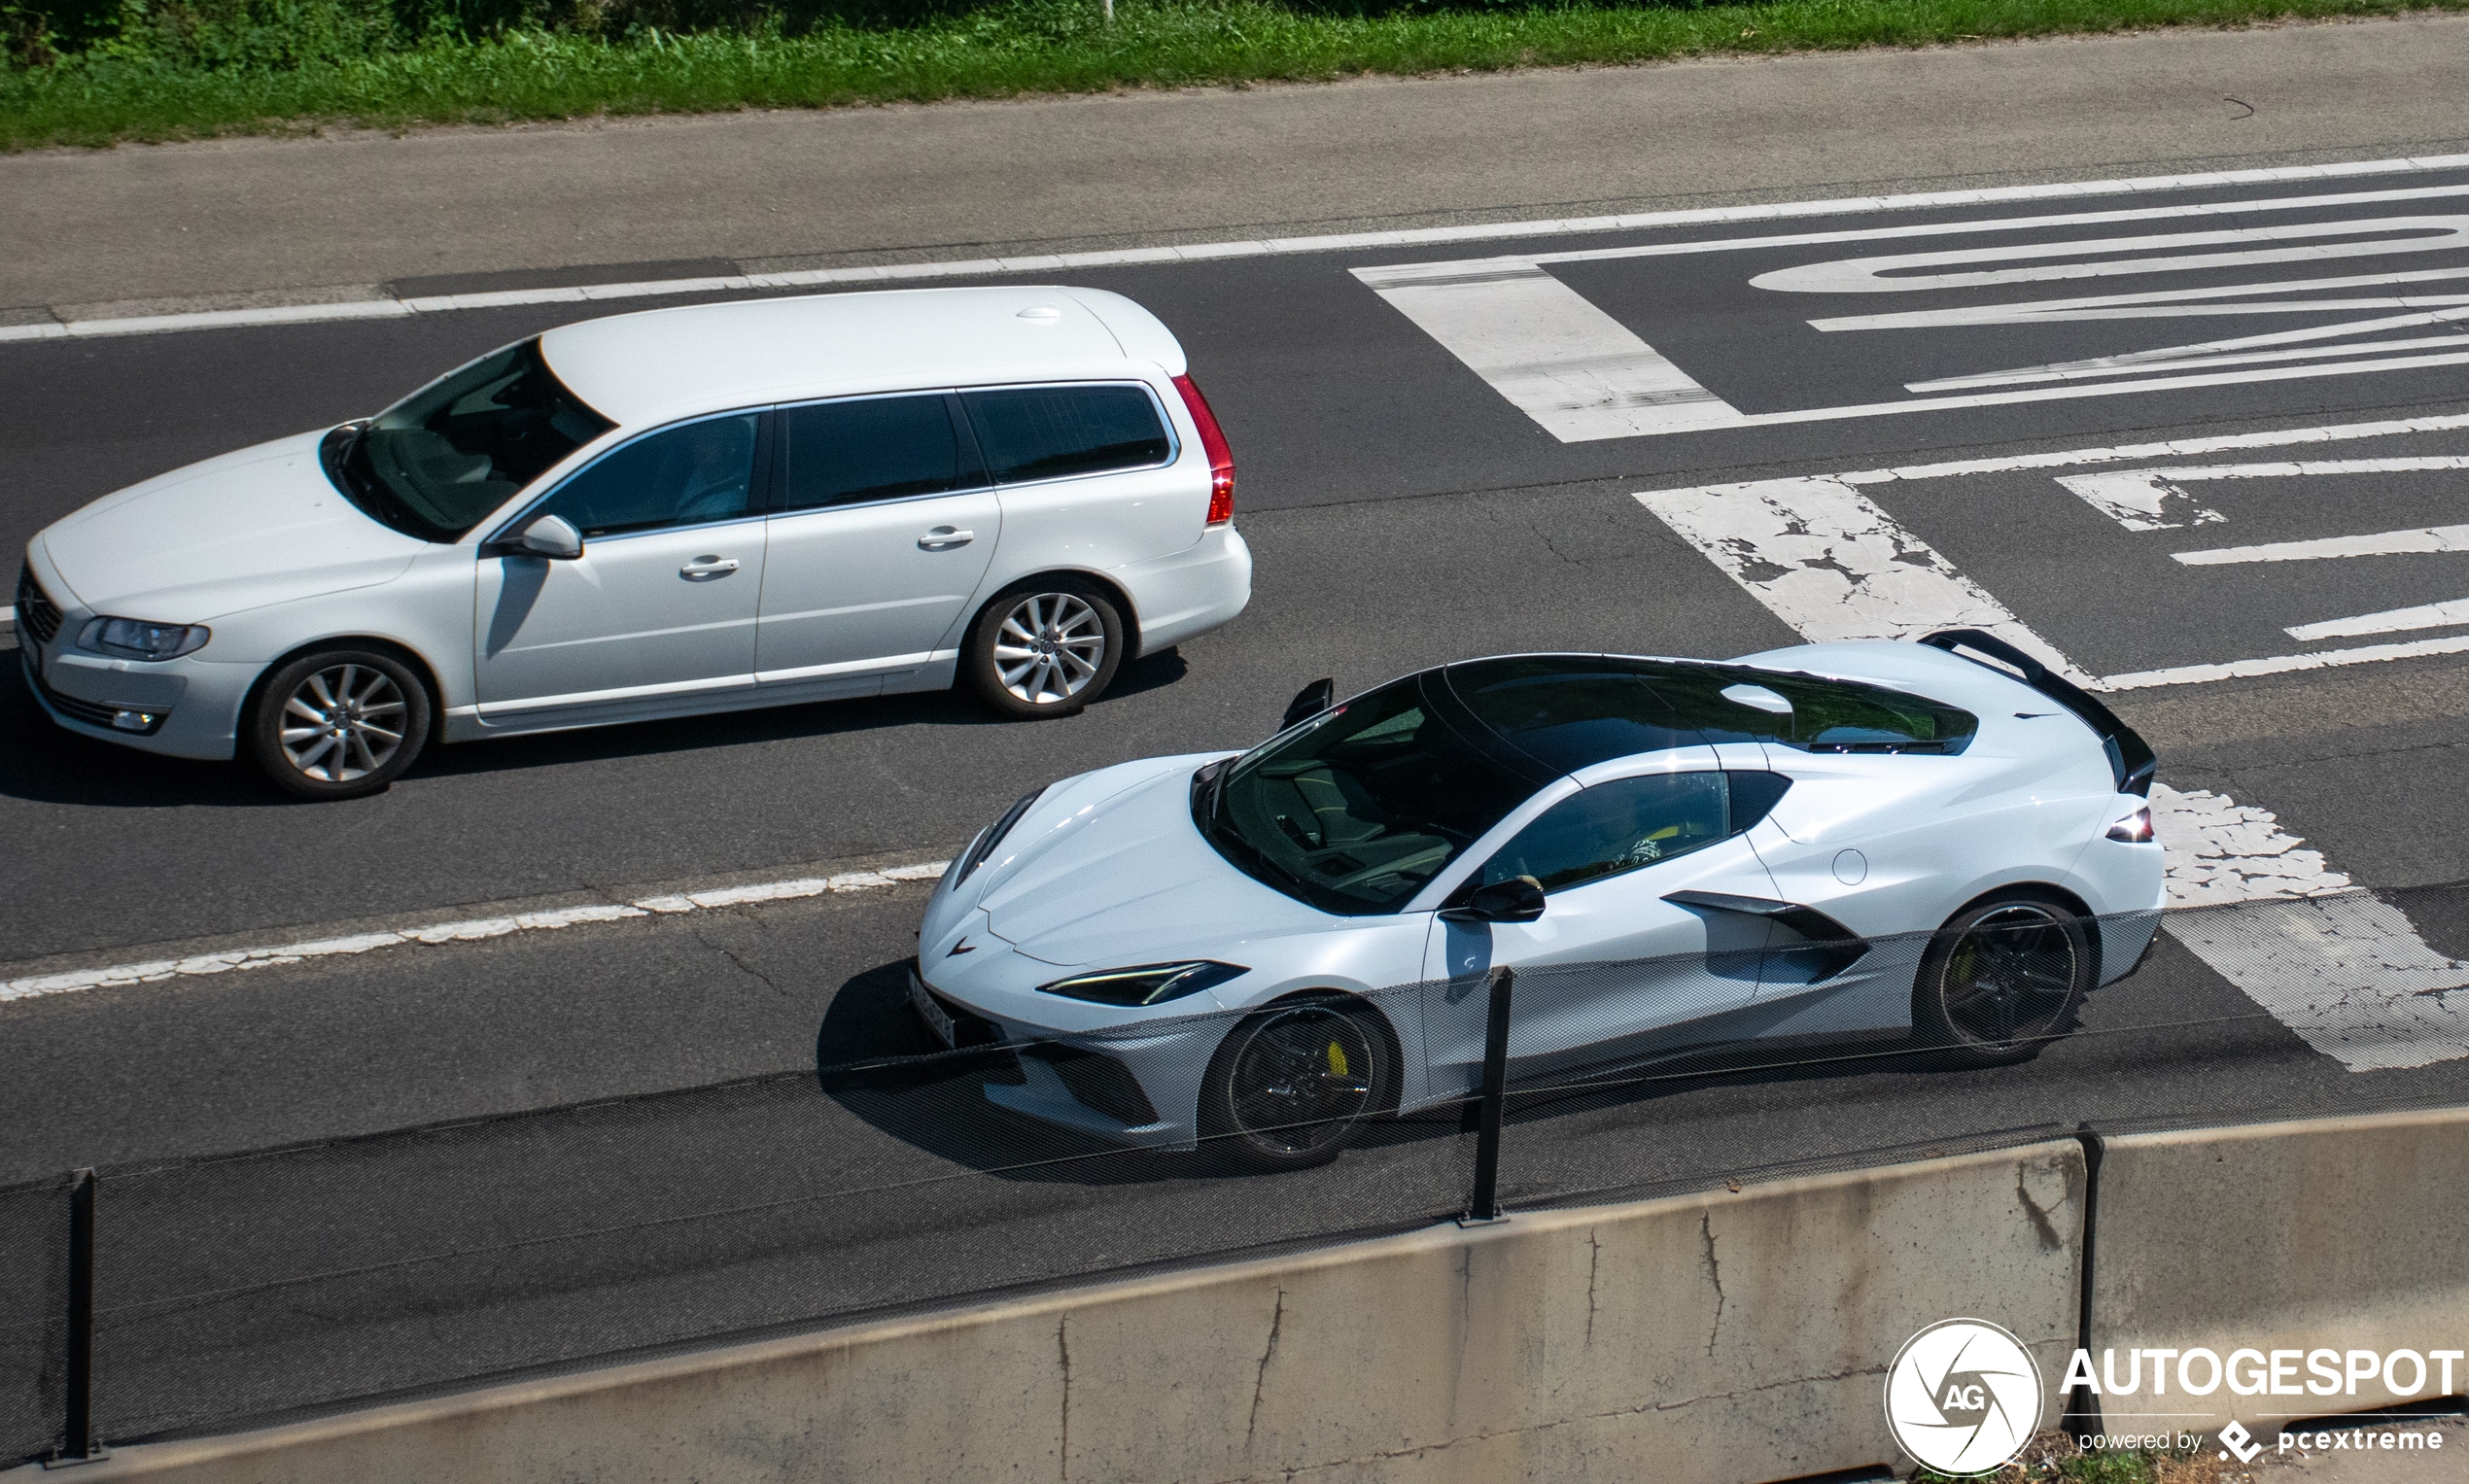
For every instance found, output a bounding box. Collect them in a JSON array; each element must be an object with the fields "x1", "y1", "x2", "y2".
[
  {"x1": 245, "y1": 647, "x2": 433, "y2": 802},
  {"x1": 961, "y1": 578, "x2": 1126, "y2": 719},
  {"x1": 1910, "y1": 890, "x2": 2094, "y2": 1068},
  {"x1": 1199, "y1": 995, "x2": 1399, "y2": 1172}
]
